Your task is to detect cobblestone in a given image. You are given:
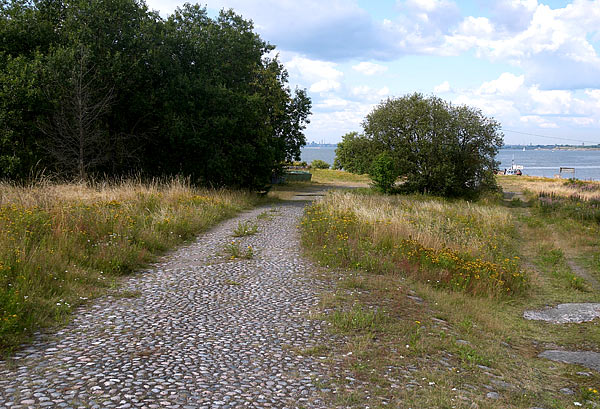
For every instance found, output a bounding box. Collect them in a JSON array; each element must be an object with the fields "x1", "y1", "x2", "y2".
[{"x1": 0, "y1": 201, "x2": 336, "y2": 408}]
